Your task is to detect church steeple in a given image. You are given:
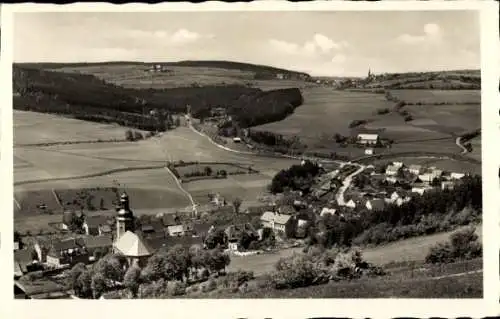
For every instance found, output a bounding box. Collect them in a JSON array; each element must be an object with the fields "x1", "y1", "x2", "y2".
[{"x1": 116, "y1": 192, "x2": 135, "y2": 238}]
